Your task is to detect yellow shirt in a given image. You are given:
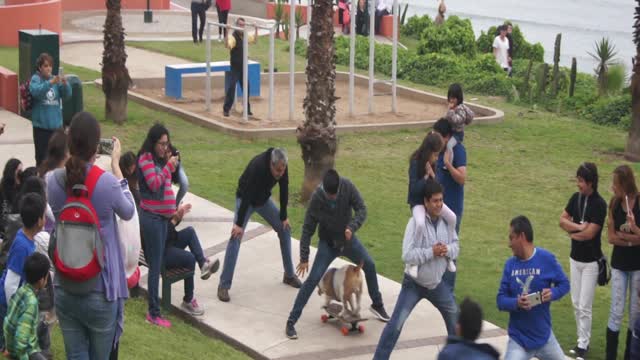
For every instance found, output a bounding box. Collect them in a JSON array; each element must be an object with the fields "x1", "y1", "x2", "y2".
[{"x1": 227, "y1": 33, "x2": 256, "y2": 49}]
